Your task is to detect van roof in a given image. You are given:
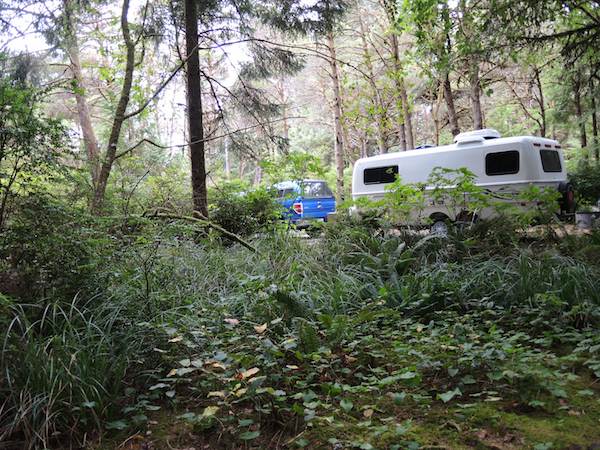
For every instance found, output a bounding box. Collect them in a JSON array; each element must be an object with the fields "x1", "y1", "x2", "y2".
[
  {"x1": 273, "y1": 179, "x2": 328, "y2": 189},
  {"x1": 355, "y1": 135, "x2": 560, "y2": 165}
]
